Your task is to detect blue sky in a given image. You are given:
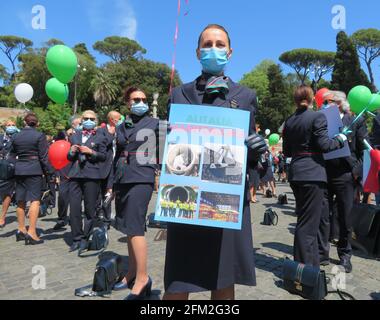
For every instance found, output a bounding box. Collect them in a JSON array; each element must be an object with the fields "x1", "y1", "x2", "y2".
[{"x1": 0, "y1": 0, "x2": 379, "y2": 87}]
